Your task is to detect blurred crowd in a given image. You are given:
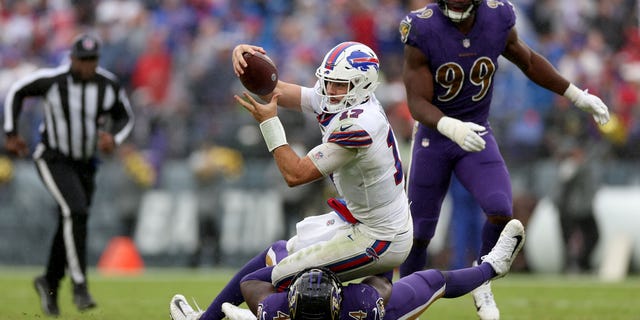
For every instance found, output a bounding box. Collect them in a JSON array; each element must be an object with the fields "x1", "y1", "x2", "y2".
[{"x1": 1, "y1": 0, "x2": 639, "y2": 184}]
